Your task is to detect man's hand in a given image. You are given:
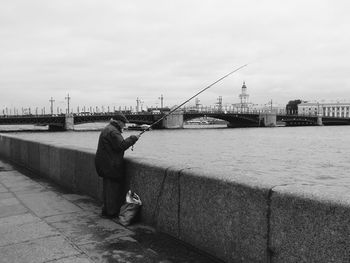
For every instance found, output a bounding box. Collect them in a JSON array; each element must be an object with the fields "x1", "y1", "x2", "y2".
[{"x1": 130, "y1": 135, "x2": 140, "y2": 143}]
